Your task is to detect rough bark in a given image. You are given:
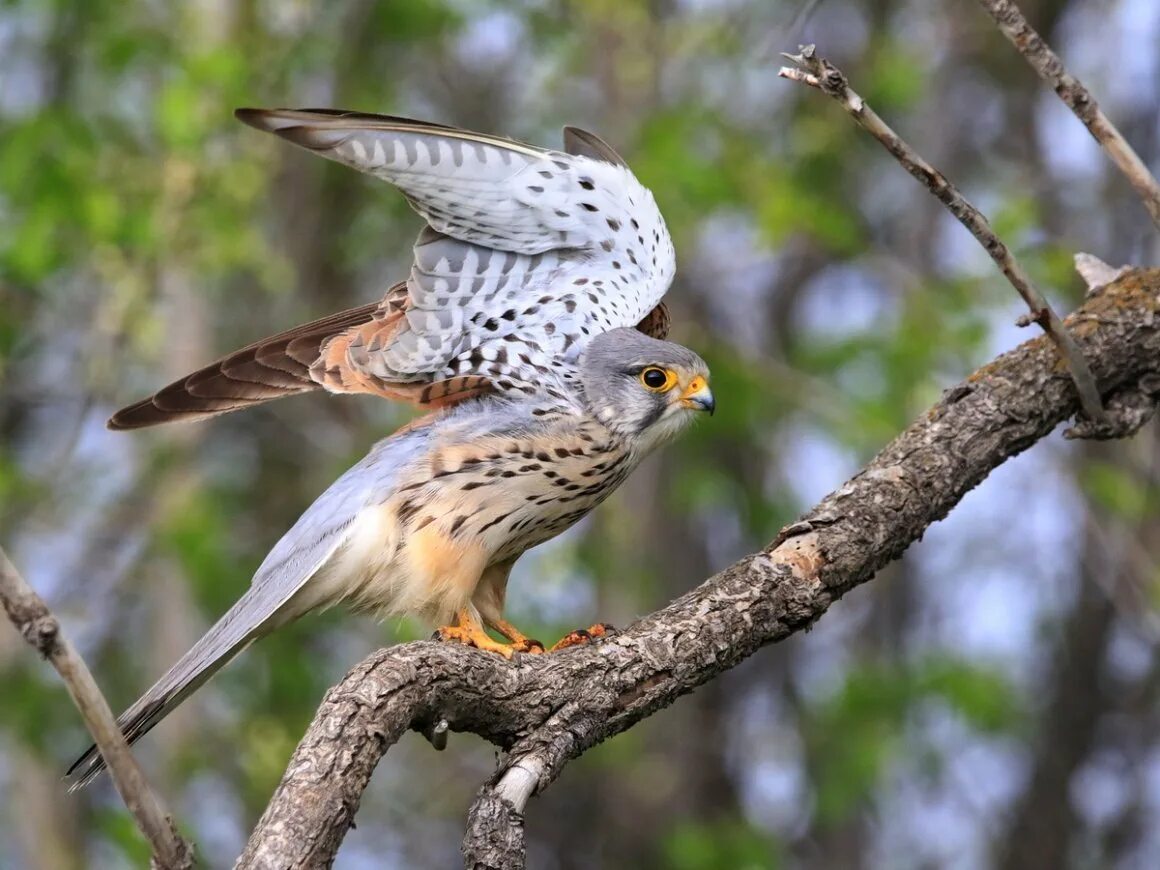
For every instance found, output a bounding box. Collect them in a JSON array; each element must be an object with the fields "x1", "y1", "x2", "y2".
[{"x1": 238, "y1": 269, "x2": 1160, "y2": 869}]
